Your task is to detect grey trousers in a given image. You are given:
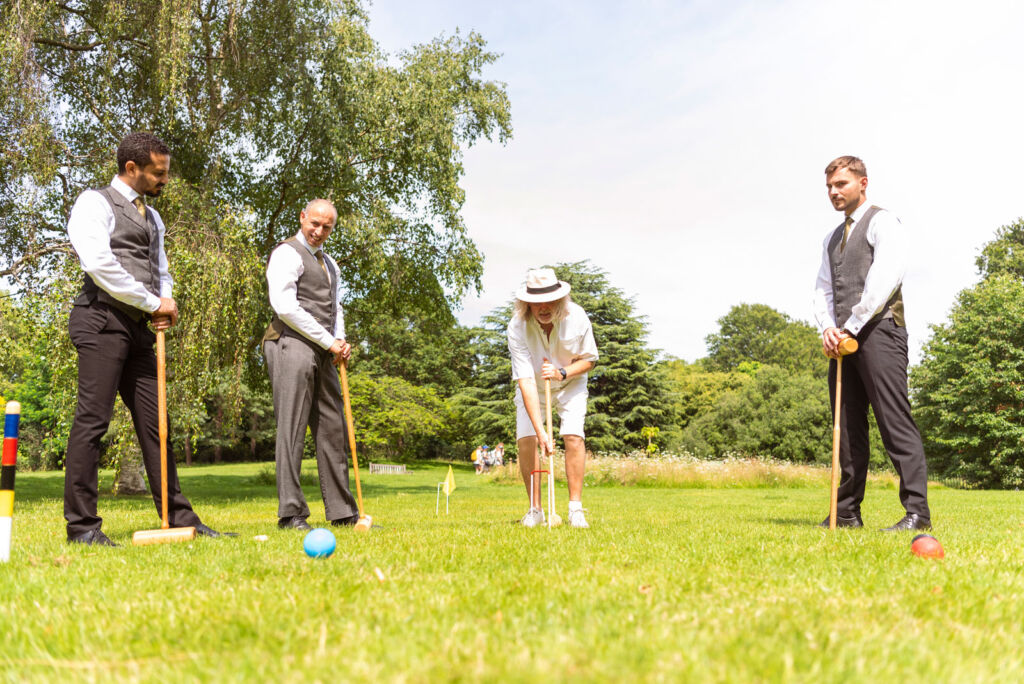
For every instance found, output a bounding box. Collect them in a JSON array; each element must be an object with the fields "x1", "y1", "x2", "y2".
[{"x1": 264, "y1": 335, "x2": 358, "y2": 523}]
